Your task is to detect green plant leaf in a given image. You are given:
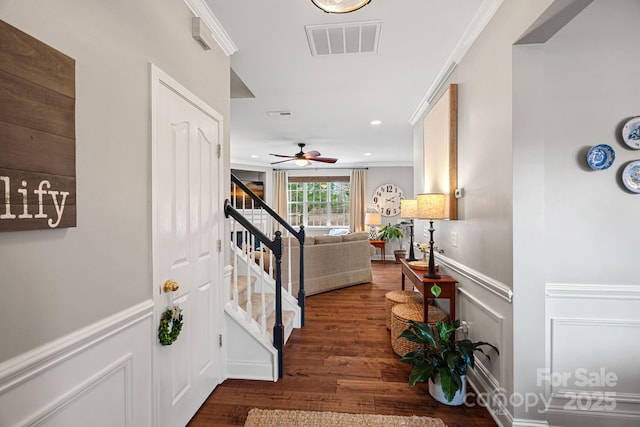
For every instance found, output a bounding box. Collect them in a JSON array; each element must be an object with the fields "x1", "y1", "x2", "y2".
[
  {"x1": 436, "y1": 320, "x2": 458, "y2": 343},
  {"x1": 399, "y1": 348, "x2": 425, "y2": 365},
  {"x1": 397, "y1": 319, "x2": 499, "y2": 398},
  {"x1": 475, "y1": 341, "x2": 500, "y2": 355},
  {"x1": 438, "y1": 367, "x2": 462, "y2": 402},
  {"x1": 401, "y1": 320, "x2": 438, "y2": 347},
  {"x1": 408, "y1": 364, "x2": 435, "y2": 387},
  {"x1": 430, "y1": 284, "x2": 442, "y2": 298},
  {"x1": 456, "y1": 340, "x2": 475, "y2": 367}
]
